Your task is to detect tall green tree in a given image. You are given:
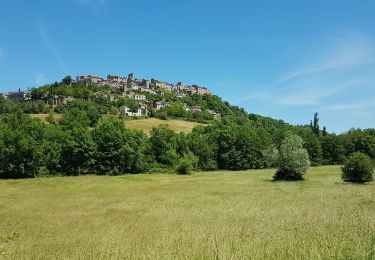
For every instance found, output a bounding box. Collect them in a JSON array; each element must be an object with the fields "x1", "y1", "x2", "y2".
[{"x1": 310, "y1": 112, "x2": 320, "y2": 135}]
